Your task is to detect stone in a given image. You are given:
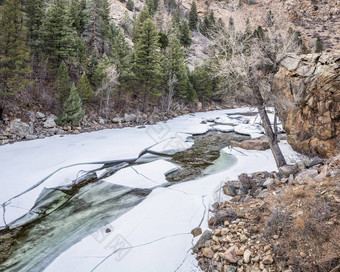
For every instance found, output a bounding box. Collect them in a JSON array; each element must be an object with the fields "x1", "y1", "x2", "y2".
[
  {"x1": 221, "y1": 228, "x2": 229, "y2": 236},
  {"x1": 222, "y1": 245, "x2": 238, "y2": 263},
  {"x1": 263, "y1": 178, "x2": 274, "y2": 187},
  {"x1": 295, "y1": 169, "x2": 319, "y2": 184},
  {"x1": 191, "y1": 227, "x2": 202, "y2": 237},
  {"x1": 262, "y1": 255, "x2": 274, "y2": 265},
  {"x1": 36, "y1": 112, "x2": 45, "y2": 119},
  {"x1": 25, "y1": 135, "x2": 38, "y2": 140},
  {"x1": 213, "y1": 229, "x2": 221, "y2": 236},
  {"x1": 231, "y1": 138, "x2": 270, "y2": 151},
  {"x1": 192, "y1": 230, "x2": 212, "y2": 253},
  {"x1": 202, "y1": 247, "x2": 214, "y2": 258},
  {"x1": 98, "y1": 117, "x2": 105, "y2": 125},
  {"x1": 10, "y1": 119, "x2": 32, "y2": 137},
  {"x1": 112, "y1": 117, "x2": 121, "y2": 124},
  {"x1": 225, "y1": 265, "x2": 237, "y2": 272},
  {"x1": 250, "y1": 267, "x2": 261, "y2": 272},
  {"x1": 124, "y1": 113, "x2": 137, "y2": 123},
  {"x1": 279, "y1": 165, "x2": 299, "y2": 177},
  {"x1": 43, "y1": 116, "x2": 57, "y2": 128},
  {"x1": 243, "y1": 249, "x2": 251, "y2": 264}
]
